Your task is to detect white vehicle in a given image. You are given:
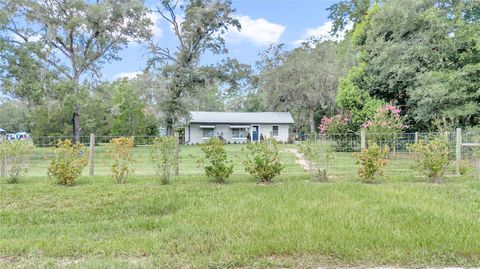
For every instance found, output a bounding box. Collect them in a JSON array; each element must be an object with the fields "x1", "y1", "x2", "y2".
[{"x1": 15, "y1": 132, "x2": 30, "y2": 140}]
